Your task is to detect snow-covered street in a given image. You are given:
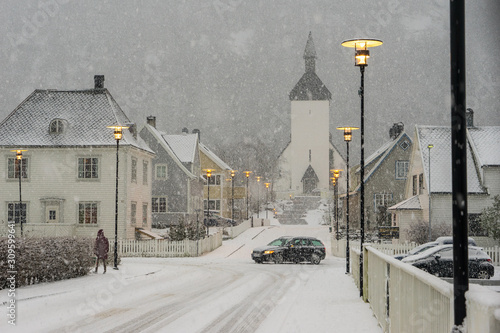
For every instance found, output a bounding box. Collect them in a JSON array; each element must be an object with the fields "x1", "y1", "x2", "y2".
[{"x1": 1, "y1": 223, "x2": 381, "y2": 332}]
